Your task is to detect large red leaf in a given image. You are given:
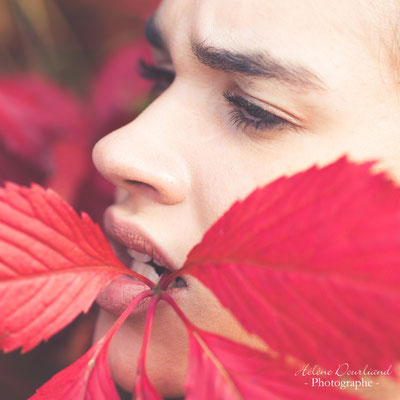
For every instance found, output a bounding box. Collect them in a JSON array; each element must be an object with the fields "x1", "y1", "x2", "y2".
[
  {"x1": 30, "y1": 290, "x2": 153, "y2": 400},
  {"x1": 174, "y1": 157, "x2": 400, "y2": 372},
  {"x1": 162, "y1": 293, "x2": 359, "y2": 400},
  {"x1": 0, "y1": 182, "x2": 153, "y2": 353}
]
